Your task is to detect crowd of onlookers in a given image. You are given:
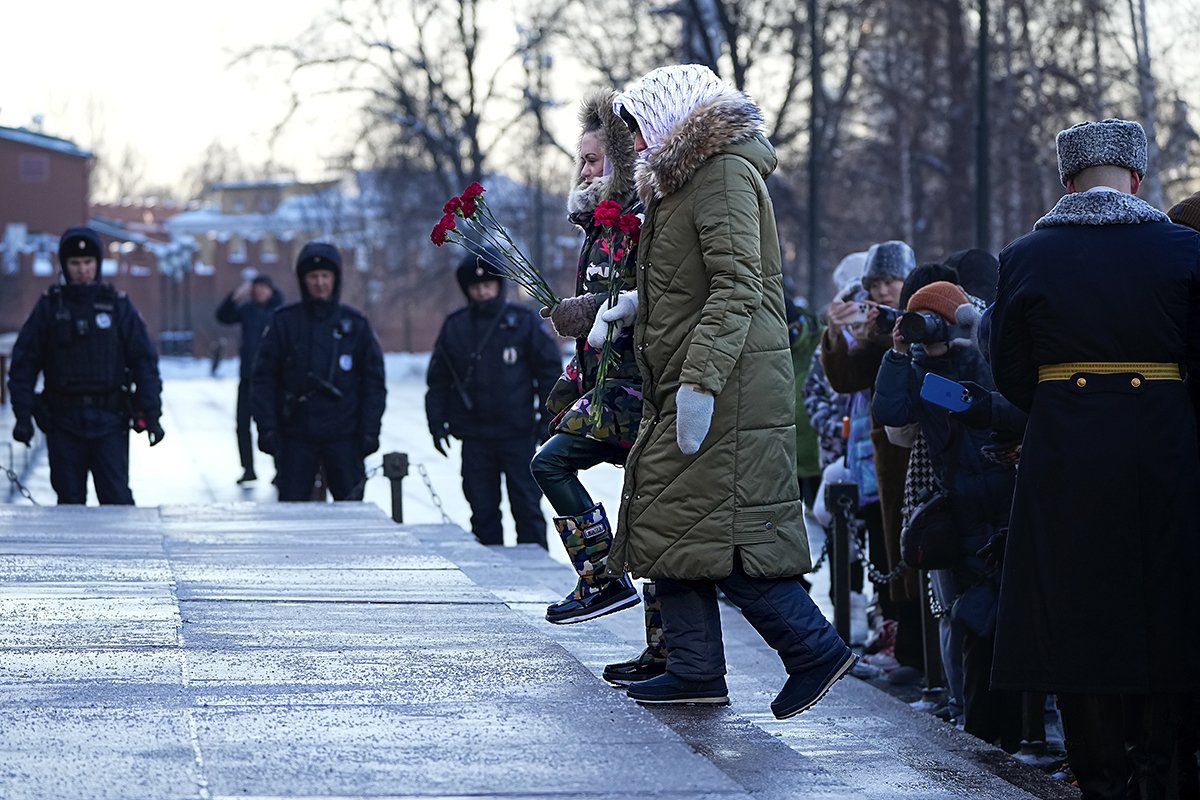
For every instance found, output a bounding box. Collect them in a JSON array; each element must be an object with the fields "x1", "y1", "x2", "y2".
[{"x1": 788, "y1": 157, "x2": 1200, "y2": 794}]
